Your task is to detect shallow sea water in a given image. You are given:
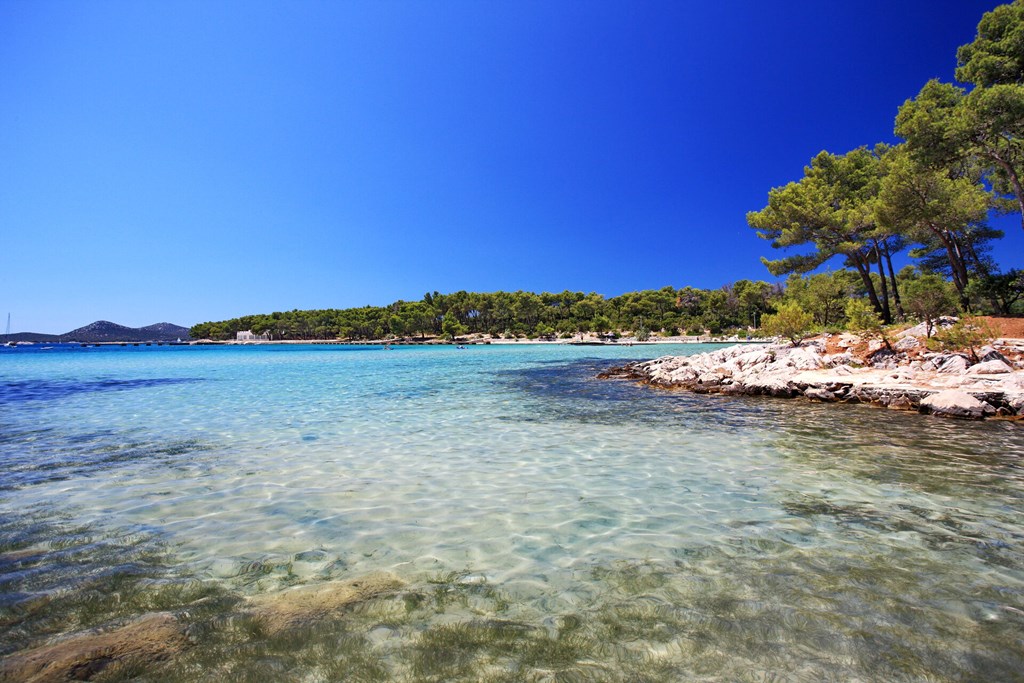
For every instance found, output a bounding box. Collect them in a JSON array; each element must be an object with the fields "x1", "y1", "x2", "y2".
[{"x1": 1, "y1": 343, "x2": 1023, "y2": 681}]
